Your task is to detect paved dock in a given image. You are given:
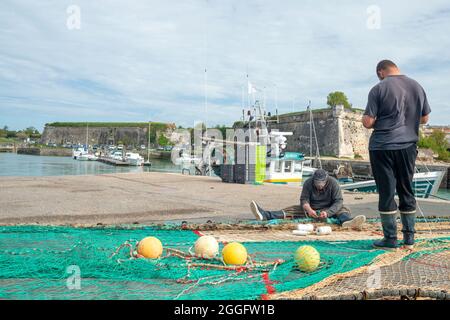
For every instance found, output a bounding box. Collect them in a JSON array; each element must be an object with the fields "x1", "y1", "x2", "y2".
[{"x1": 0, "y1": 172, "x2": 449, "y2": 225}]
